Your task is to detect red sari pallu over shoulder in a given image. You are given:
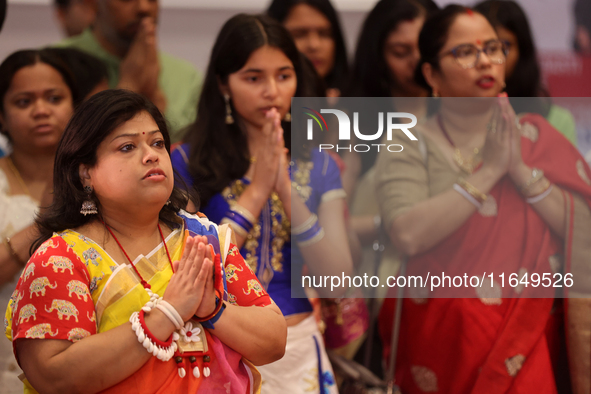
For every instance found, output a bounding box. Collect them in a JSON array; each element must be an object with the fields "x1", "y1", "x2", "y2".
[{"x1": 379, "y1": 114, "x2": 591, "y2": 394}]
